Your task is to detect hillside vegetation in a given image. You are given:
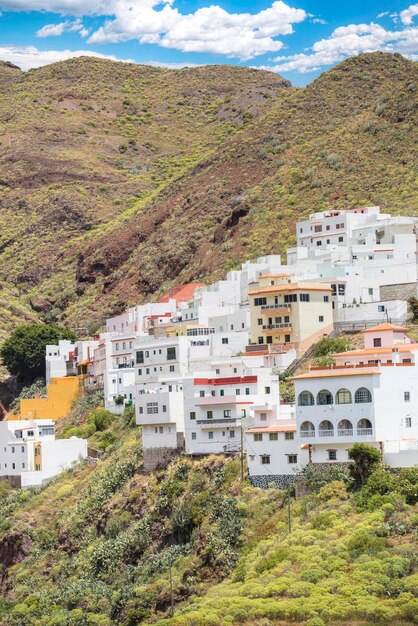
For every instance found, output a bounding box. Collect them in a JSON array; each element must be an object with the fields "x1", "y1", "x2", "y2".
[
  {"x1": 0, "y1": 52, "x2": 416, "y2": 333},
  {"x1": 0, "y1": 394, "x2": 417, "y2": 626}
]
